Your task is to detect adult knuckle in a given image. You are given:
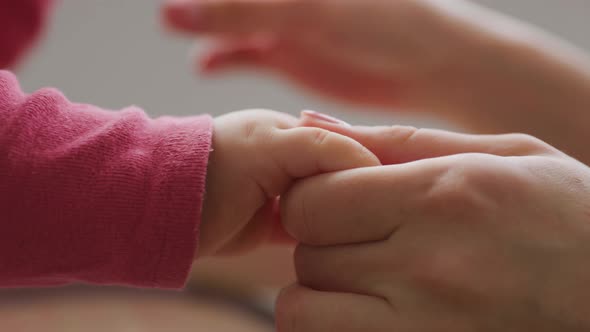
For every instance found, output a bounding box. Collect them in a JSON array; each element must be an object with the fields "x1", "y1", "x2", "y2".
[
  {"x1": 389, "y1": 125, "x2": 420, "y2": 145},
  {"x1": 426, "y1": 165, "x2": 479, "y2": 213},
  {"x1": 374, "y1": 125, "x2": 420, "y2": 151},
  {"x1": 507, "y1": 133, "x2": 557, "y2": 155},
  {"x1": 408, "y1": 249, "x2": 484, "y2": 304},
  {"x1": 423, "y1": 159, "x2": 496, "y2": 218},
  {"x1": 410, "y1": 251, "x2": 459, "y2": 289},
  {"x1": 424, "y1": 155, "x2": 538, "y2": 222}
]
